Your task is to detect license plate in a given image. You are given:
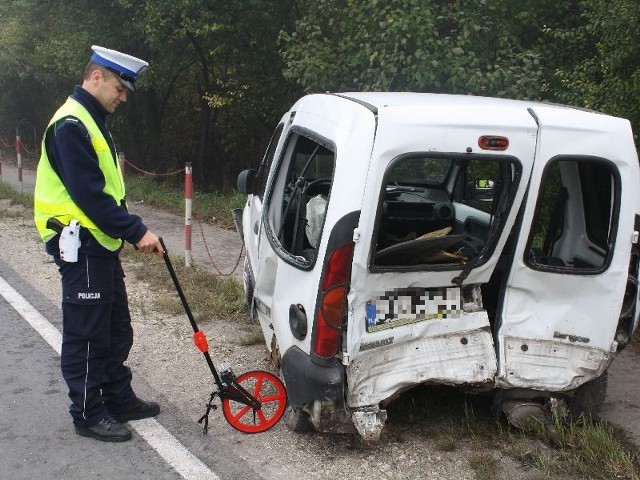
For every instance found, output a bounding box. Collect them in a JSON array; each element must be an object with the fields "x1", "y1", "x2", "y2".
[{"x1": 366, "y1": 287, "x2": 462, "y2": 332}]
